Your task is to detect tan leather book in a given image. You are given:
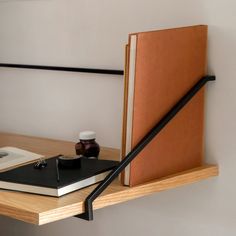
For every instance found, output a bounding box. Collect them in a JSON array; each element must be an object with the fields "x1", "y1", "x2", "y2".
[{"x1": 122, "y1": 25, "x2": 207, "y2": 186}]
